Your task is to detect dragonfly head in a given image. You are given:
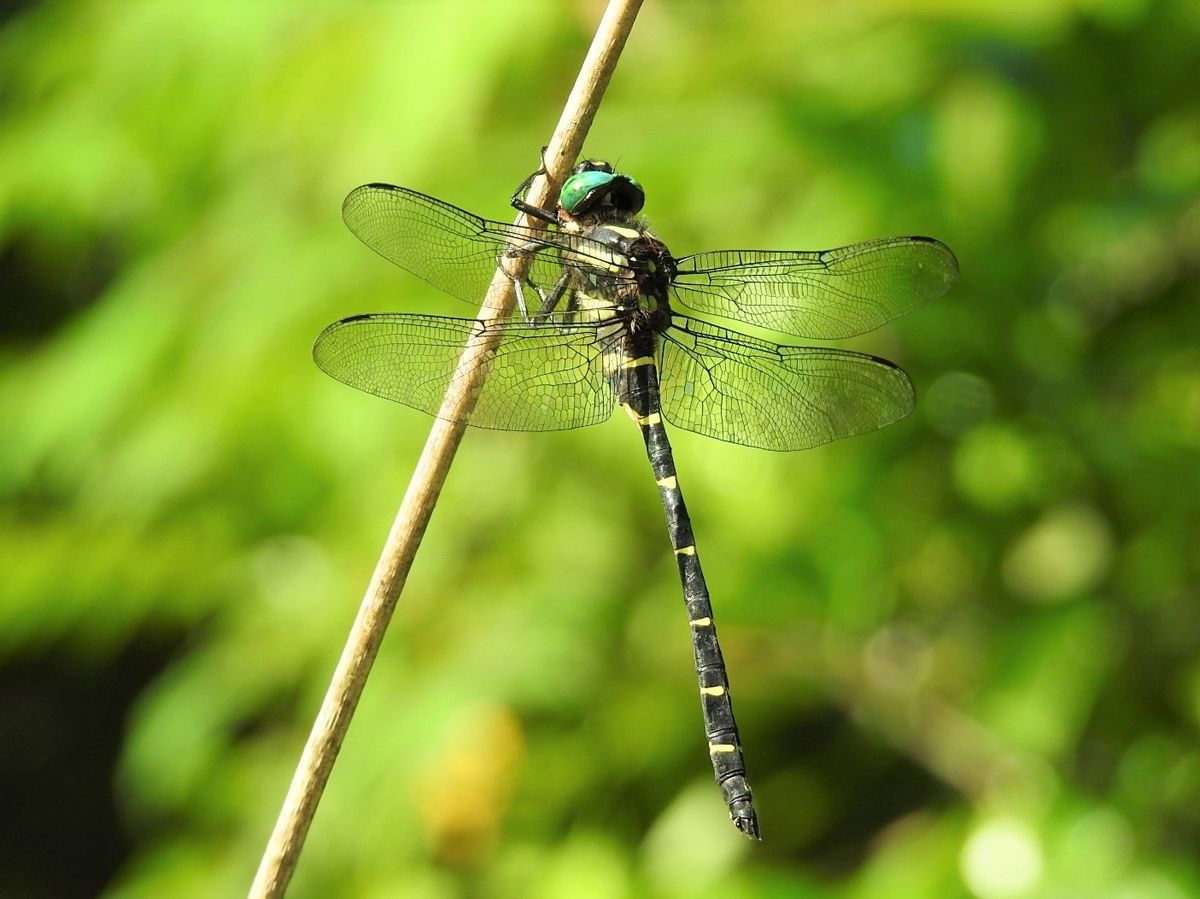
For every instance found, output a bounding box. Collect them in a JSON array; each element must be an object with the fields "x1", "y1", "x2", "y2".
[{"x1": 559, "y1": 160, "x2": 645, "y2": 218}]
